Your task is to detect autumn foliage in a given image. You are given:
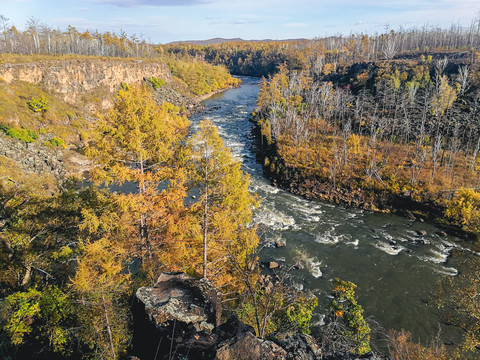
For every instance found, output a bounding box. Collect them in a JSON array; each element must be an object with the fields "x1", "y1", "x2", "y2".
[
  {"x1": 256, "y1": 55, "x2": 480, "y2": 235},
  {"x1": 0, "y1": 84, "x2": 261, "y2": 358}
]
